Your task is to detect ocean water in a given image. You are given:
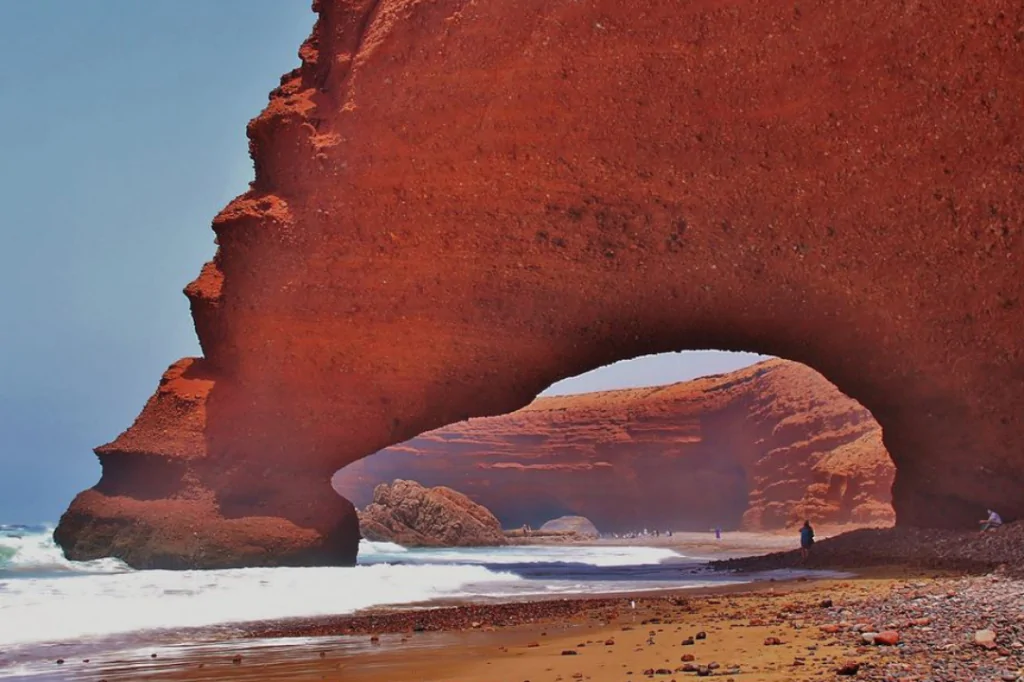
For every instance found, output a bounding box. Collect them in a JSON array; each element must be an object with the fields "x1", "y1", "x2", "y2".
[{"x1": 0, "y1": 524, "x2": 829, "y2": 677}]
